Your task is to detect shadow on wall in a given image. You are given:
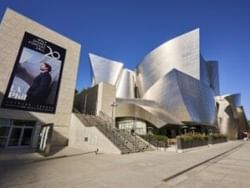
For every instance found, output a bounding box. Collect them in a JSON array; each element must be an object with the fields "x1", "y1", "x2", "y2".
[
  {"x1": 225, "y1": 106, "x2": 234, "y2": 117},
  {"x1": 0, "y1": 91, "x2": 70, "y2": 185},
  {"x1": 0, "y1": 91, "x2": 68, "y2": 156}
]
